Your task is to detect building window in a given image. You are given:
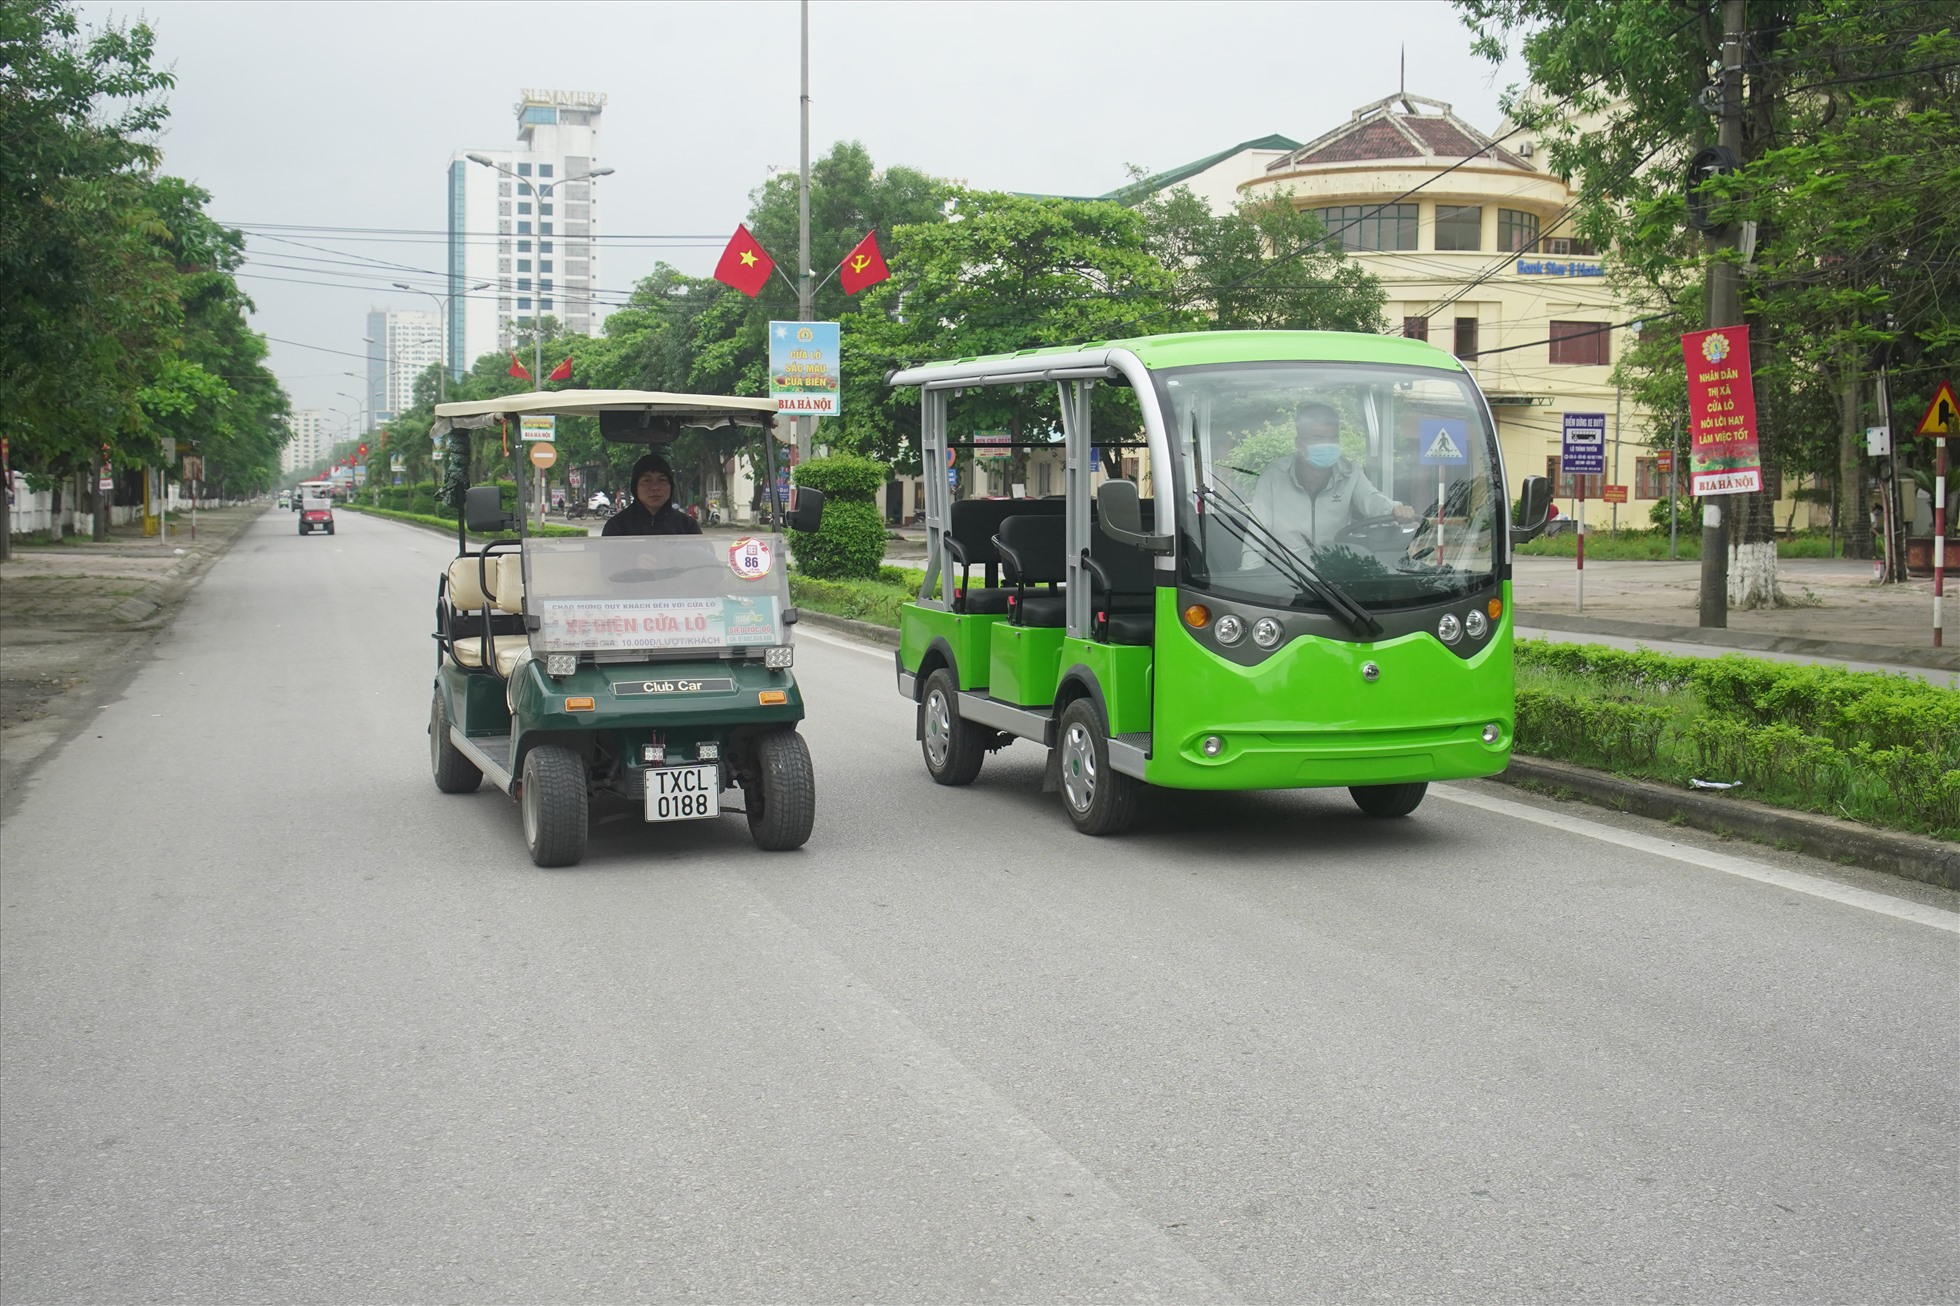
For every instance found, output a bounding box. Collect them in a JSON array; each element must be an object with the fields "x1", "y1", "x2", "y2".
[
  {"x1": 1498, "y1": 208, "x2": 1541, "y2": 253},
  {"x1": 1549, "y1": 320, "x2": 1611, "y2": 365},
  {"x1": 540, "y1": 203, "x2": 552, "y2": 216},
  {"x1": 517, "y1": 240, "x2": 530, "y2": 253},
  {"x1": 1544, "y1": 235, "x2": 1598, "y2": 256},
  {"x1": 540, "y1": 241, "x2": 553, "y2": 254},
  {"x1": 517, "y1": 298, "x2": 532, "y2": 310},
  {"x1": 539, "y1": 164, "x2": 553, "y2": 178},
  {"x1": 1453, "y1": 316, "x2": 1478, "y2": 360},
  {"x1": 1312, "y1": 203, "x2": 1417, "y2": 251},
  {"x1": 1402, "y1": 316, "x2": 1429, "y2": 342},
  {"x1": 540, "y1": 260, "x2": 552, "y2": 273},
  {"x1": 517, "y1": 221, "x2": 531, "y2": 235},
  {"x1": 517, "y1": 163, "x2": 531, "y2": 176},
  {"x1": 517, "y1": 202, "x2": 530, "y2": 214},
  {"x1": 1435, "y1": 205, "x2": 1484, "y2": 251},
  {"x1": 540, "y1": 222, "x2": 553, "y2": 236},
  {"x1": 1547, "y1": 455, "x2": 1603, "y2": 500},
  {"x1": 517, "y1": 259, "x2": 531, "y2": 272},
  {"x1": 517, "y1": 278, "x2": 531, "y2": 291},
  {"x1": 540, "y1": 279, "x2": 552, "y2": 293},
  {"x1": 1635, "y1": 456, "x2": 1674, "y2": 499},
  {"x1": 540, "y1": 298, "x2": 554, "y2": 311}
]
